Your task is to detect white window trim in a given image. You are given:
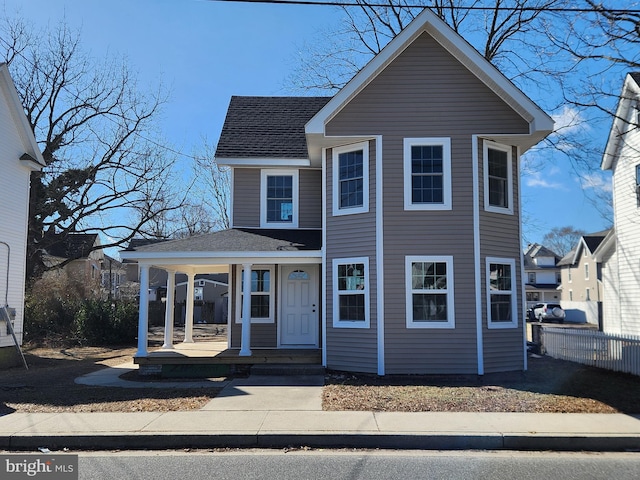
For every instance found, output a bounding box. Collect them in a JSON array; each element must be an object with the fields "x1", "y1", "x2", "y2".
[
  {"x1": 405, "y1": 255, "x2": 455, "y2": 329},
  {"x1": 260, "y1": 169, "x2": 299, "y2": 228},
  {"x1": 332, "y1": 142, "x2": 369, "y2": 216},
  {"x1": 483, "y1": 140, "x2": 514, "y2": 215},
  {"x1": 403, "y1": 137, "x2": 452, "y2": 211},
  {"x1": 332, "y1": 257, "x2": 370, "y2": 329},
  {"x1": 234, "y1": 265, "x2": 275, "y2": 324},
  {"x1": 584, "y1": 263, "x2": 590, "y2": 280},
  {"x1": 486, "y1": 257, "x2": 518, "y2": 329}
]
